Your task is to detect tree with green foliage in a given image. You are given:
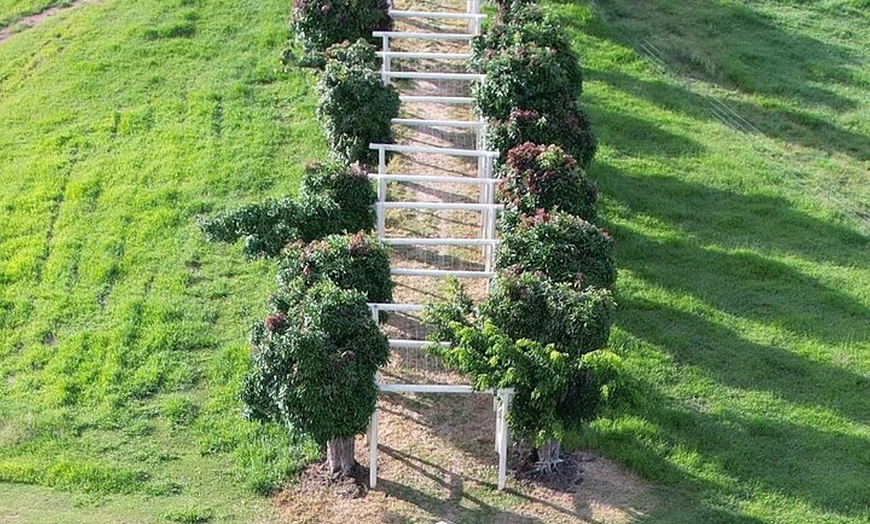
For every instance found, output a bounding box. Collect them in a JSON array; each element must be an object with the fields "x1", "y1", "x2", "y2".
[
  {"x1": 291, "y1": 0, "x2": 392, "y2": 66},
  {"x1": 317, "y1": 40, "x2": 401, "y2": 167},
  {"x1": 496, "y1": 210, "x2": 616, "y2": 289},
  {"x1": 471, "y1": 3, "x2": 597, "y2": 169},
  {"x1": 243, "y1": 280, "x2": 389, "y2": 475},
  {"x1": 276, "y1": 232, "x2": 393, "y2": 305},
  {"x1": 197, "y1": 162, "x2": 376, "y2": 258},
  {"x1": 424, "y1": 275, "x2": 622, "y2": 463},
  {"x1": 497, "y1": 142, "x2": 598, "y2": 224},
  {"x1": 488, "y1": 107, "x2": 596, "y2": 171}
]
